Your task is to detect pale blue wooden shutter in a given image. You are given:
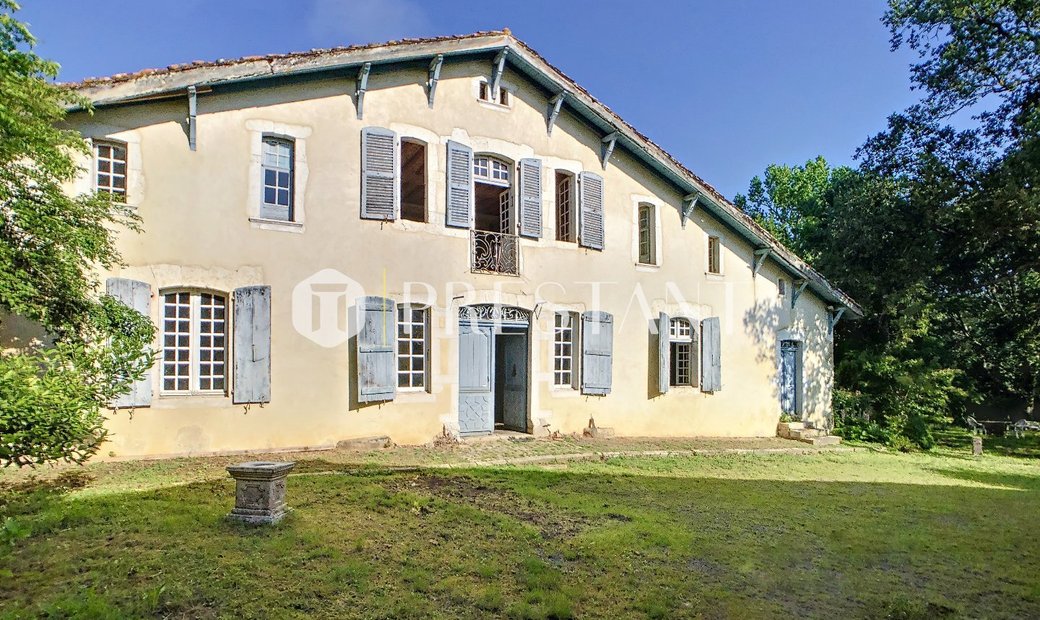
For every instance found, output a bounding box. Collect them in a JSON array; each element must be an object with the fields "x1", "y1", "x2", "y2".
[
  {"x1": 233, "y1": 285, "x2": 272, "y2": 404},
  {"x1": 578, "y1": 171, "x2": 605, "y2": 250},
  {"x1": 445, "y1": 140, "x2": 473, "y2": 228},
  {"x1": 361, "y1": 127, "x2": 398, "y2": 220},
  {"x1": 357, "y1": 296, "x2": 396, "y2": 403},
  {"x1": 658, "y1": 312, "x2": 670, "y2": 395},
  {"x1": 518, "y1": 158, "x2": 542, "y2": 238},
  {"x1": 106, "y1": 277, "x2": 153, "y2": 408},
  {"x1": 581, "y1": 311, "x2": 613, "y2": 395},
  {"x1": 701, "y1": 317, "x2": 721, "y2": 391}
]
